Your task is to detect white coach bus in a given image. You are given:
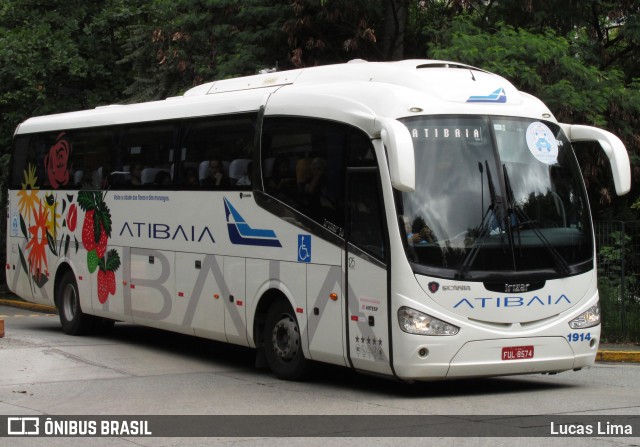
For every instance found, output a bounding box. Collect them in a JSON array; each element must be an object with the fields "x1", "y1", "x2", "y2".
[{"x1": 6, "y1": 60, "x2": 630, "y2": 381}]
